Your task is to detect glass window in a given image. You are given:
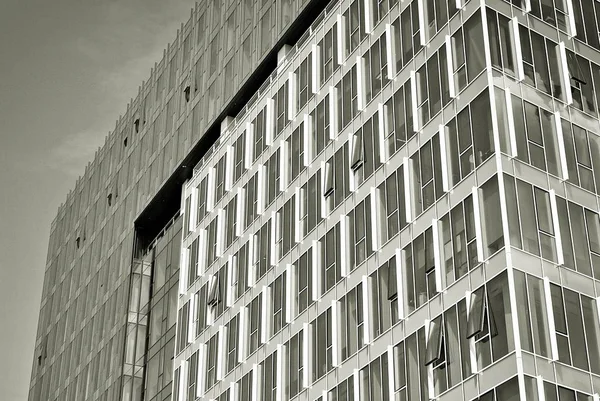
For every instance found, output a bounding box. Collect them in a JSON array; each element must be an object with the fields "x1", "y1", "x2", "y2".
[
  {"x1": 384, "y1": 82, "x2": 414, "y2": 157},
  {"x1": 275, "y1": 82, "x2": 289, "y2": 137},
  {"x1": 321, "y1": 223, "x2": 342, "y2": 294},
  {"x1": 285, "y1": 330, "x2": 303, "y2": 399},
  {"x1": 320, "y1": 25, "x2": 339, "y2": 86},
  {"x1": 270, "y1": 272, "x2": 287, "y2": 336},
  {"x1": 312, "y1": 308, "x2": 333, "y2": 381},
  {"x1": 340, "y1": 283, "x2": 364, "y2": 361},
  {"x1": 205, "y1": 333, "x2": 218, "y2": 389},
  {"x1": 311, "y1": 96, "x2": 331, "y2": 159},
  {"x1": 348, "y1": 196, "x2": 373, "y2": 270},
  {"x1": 302, "y1": 170, "x2": 322, "y2": 236},
  {"x1": 226, "y1": 315, "x2": 239, "y2": 374},
  {"x1": 265, "y1": 149, "x2": 281, "y2": 207},
  {"x1": 248, "y1": 294, "x2": 262, "y2": 355},
  {"x1": 295, "y1": 248, "x2": 313, "y2": 316},
  {"x1": 377, "y1": 166, "x2": 407, "y2": 243},
  {"x1": 371, "y1": 257, "x2": 399, "y2": 338},
  {"x1": 297, "y1": 54, "x2": 313, "y2": 111},
  {"x1": 233, "y1": 131, "x2": 246, "y2": 184},
  {"x1": 261, "y1": 352, "x2": 277, "y2": 401},
  {"x1": 344, "y1": 0, "x2": 367, "y2": 56},
  {"x1": 288, "y1": 124, "x2": 305, "y2": 183},
  {"x1": 254, "y1": 108, "x2": 267, "y2": 162}
]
